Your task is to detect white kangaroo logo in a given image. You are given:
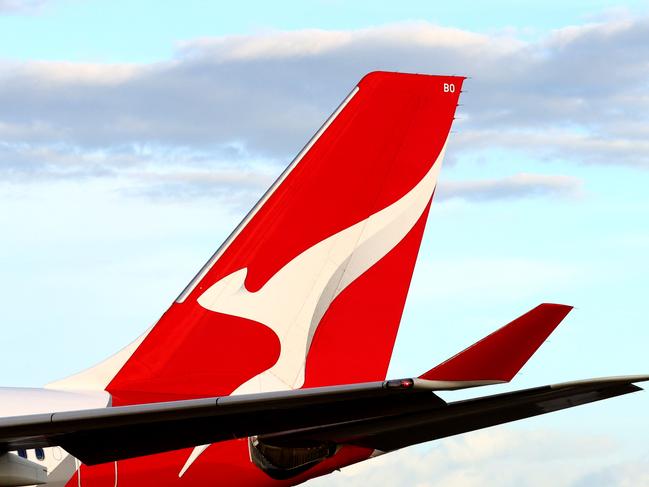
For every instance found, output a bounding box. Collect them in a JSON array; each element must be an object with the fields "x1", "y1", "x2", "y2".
[{"x1": 179, "y1": 146, "x2": 446, "y2": 476}]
